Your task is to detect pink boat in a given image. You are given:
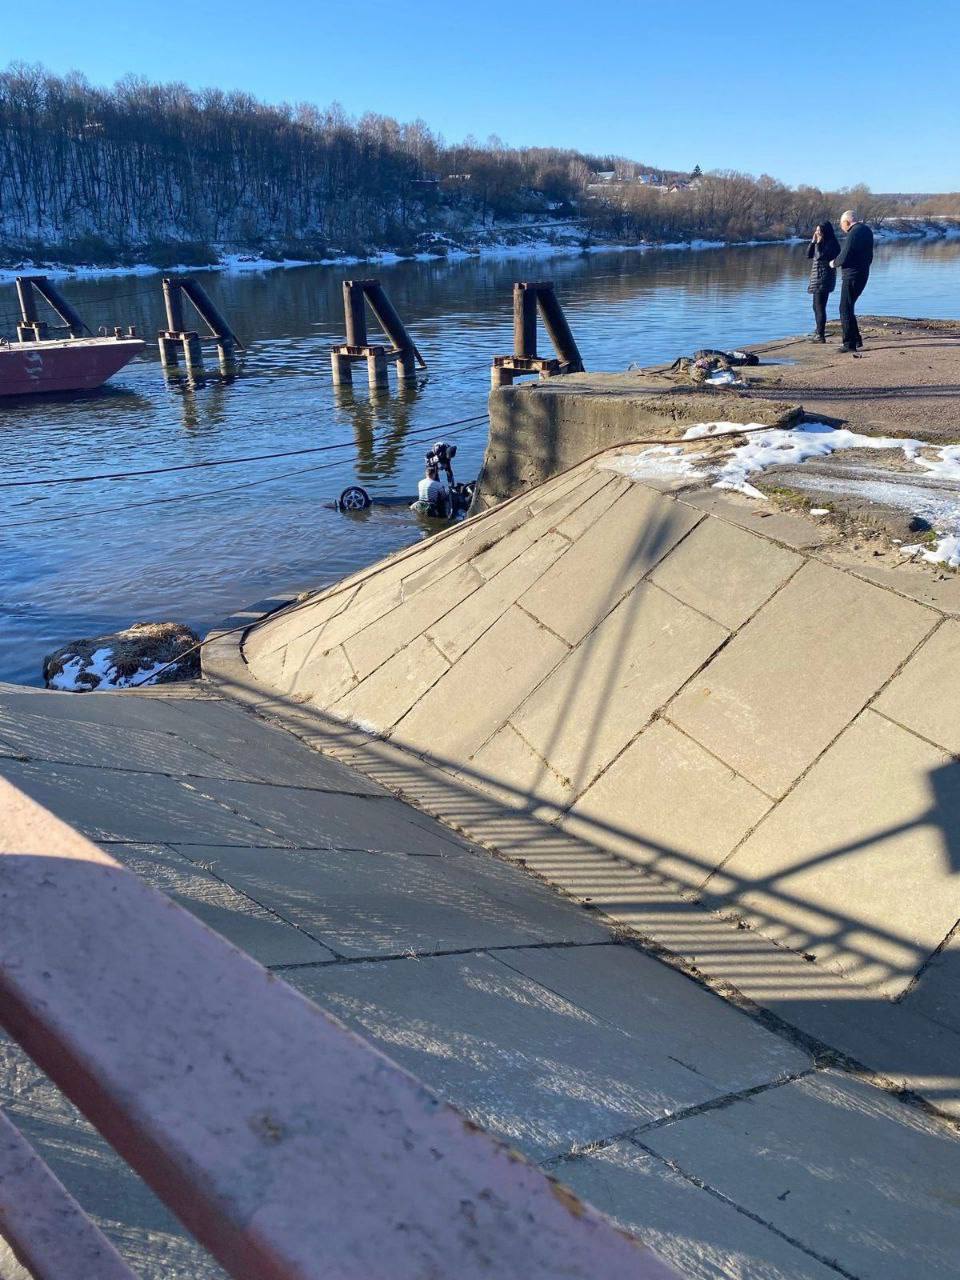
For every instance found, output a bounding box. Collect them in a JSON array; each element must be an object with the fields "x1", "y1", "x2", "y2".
[{"x1": 0, "y1": 333, "x2": 144, "y2": 397}]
